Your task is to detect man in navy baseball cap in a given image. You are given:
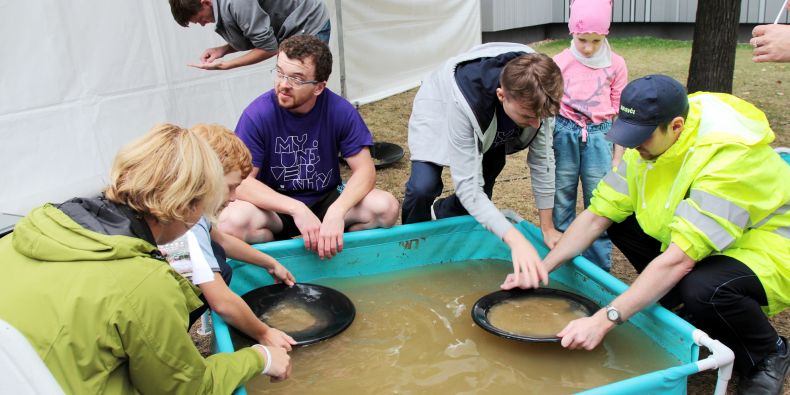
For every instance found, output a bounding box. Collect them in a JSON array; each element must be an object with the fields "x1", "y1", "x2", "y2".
[
  {"x1": 521, "y1": 72, "x2": 790, "y2": 395},
  {"x1": 606, "y1": 74, "x2": 689, "y2": 150}
]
